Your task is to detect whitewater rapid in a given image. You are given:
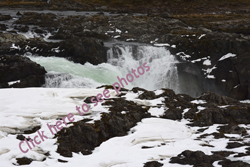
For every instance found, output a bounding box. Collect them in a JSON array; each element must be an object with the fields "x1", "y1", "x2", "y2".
[{"x1": 27, "y1": 45, "x2": 180, "y2": 93}]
